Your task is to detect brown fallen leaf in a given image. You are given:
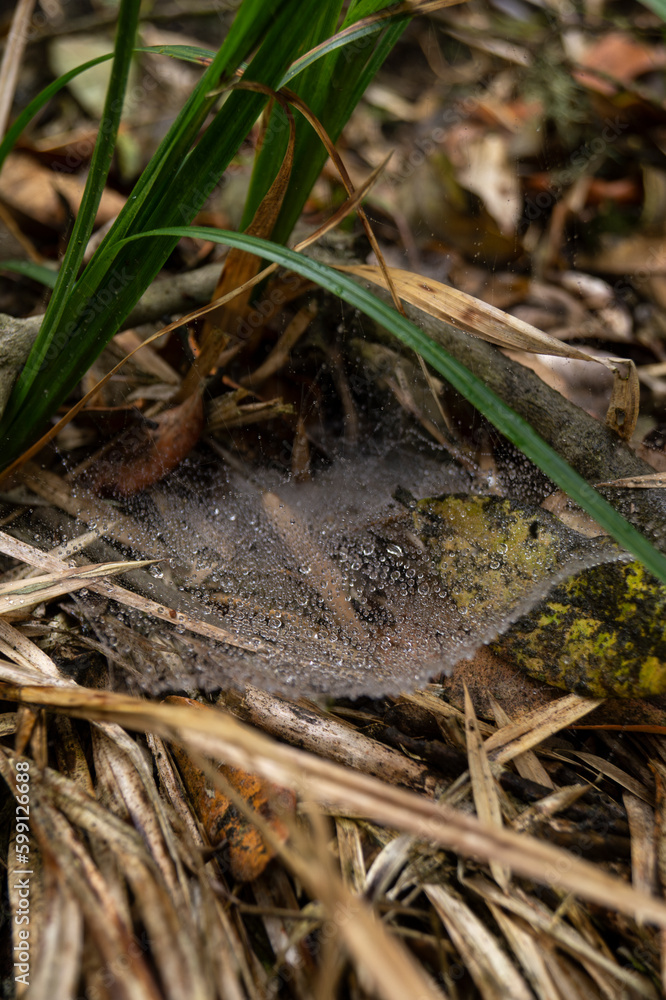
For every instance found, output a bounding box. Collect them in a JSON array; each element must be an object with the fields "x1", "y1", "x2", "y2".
[
  {"x1": 573, "y1": 32, "x2": 666, "y2": 97},
  {"x1": 455, "y1": 132, "x2": 521, "y2": 236},
  {"x1": 0, "y1": 152, "x2": 125, "y2": 229},
  {"x1": 576, "y1": 234, "x2": 666, "y2": 275},
  {"x1": 166, "y1": 696, "x2": 295, "y2": 882}
]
